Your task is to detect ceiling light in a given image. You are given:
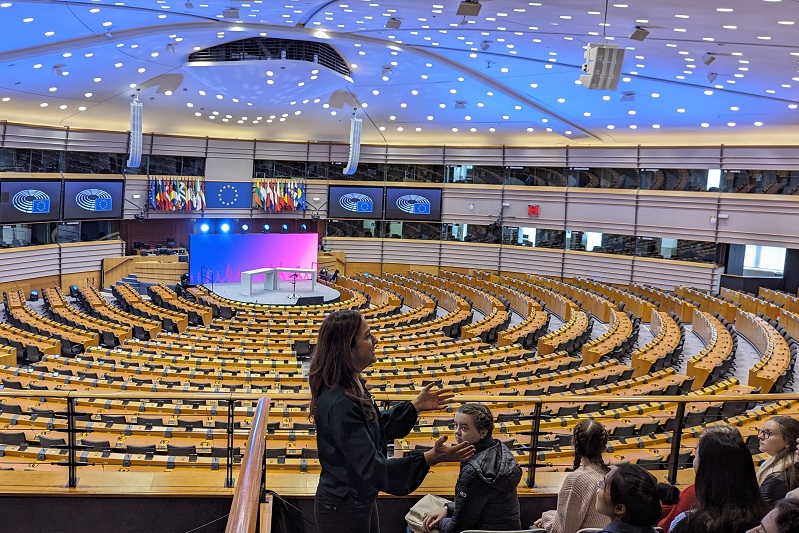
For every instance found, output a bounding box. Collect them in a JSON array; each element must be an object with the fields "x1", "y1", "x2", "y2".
[
  {"x1": 456, "y1": 0, "x2": 482, "y2": 17},
  {"x1": 702, "y1": 53, "x2": 716, "y2": 65},
  {"x1": 385, "y1": 17, "x2": 401, "y2": 29},
  {"x1": 629, "y1": 26, "x2": 650, "y2": 41}
]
